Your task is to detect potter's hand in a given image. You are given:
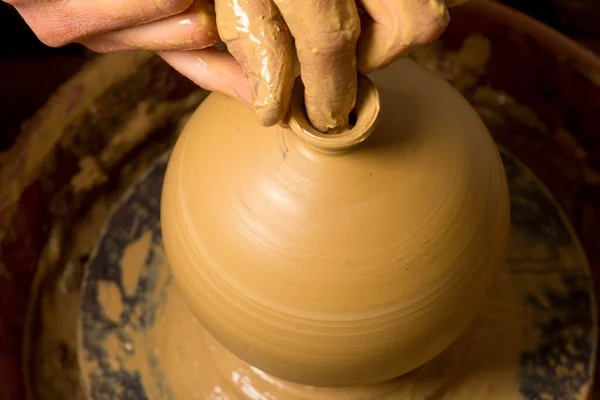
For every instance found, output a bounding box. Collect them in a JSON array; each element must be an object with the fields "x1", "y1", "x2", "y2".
[
  {"x1": 164, "y1": 0, "x2": 356, "y2": 129},
  {"x1": 209, "y1": 0, "x2": 463, "y2": 130},
  {"x1": 6, "y1": 0, "x2": 463, "y2": 130},
  {"x1": 205, "y1": 0, "x2": 462, "y2": 130},
  {"x1": 6, "y1": 0, "x2": 254, "y2": 106},
  {"x1": 6, "y1": 0, "x2": 222, "y2": 52}
]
